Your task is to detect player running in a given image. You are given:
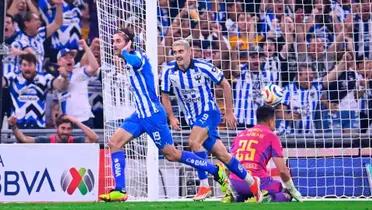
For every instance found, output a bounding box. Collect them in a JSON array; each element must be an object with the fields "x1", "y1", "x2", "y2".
[
  {"x1": 161, "y1": 39, "x2": 262, "y2": 202},
  {"x1": 229, "y1": 105, "x2": 303, "y2": 202},
  {"x1": 99, "y1": 28, "x2": 236, "y2": 202}
]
